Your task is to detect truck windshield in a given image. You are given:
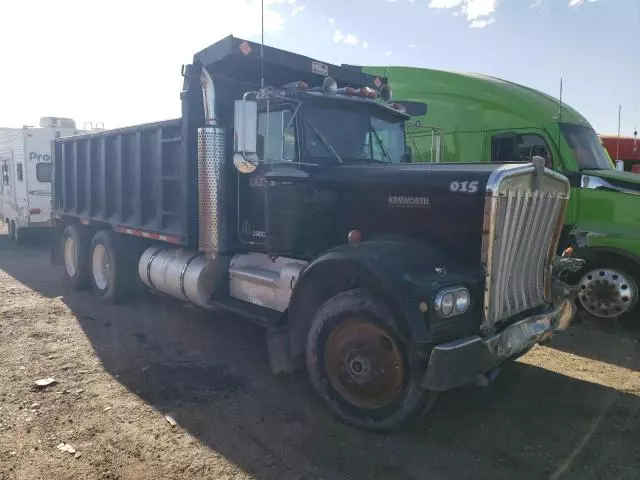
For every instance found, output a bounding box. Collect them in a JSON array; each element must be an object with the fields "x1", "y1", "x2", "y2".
[
  {"x1": 560, "y1": 123, "x2": 613, "y2": 170},
  {"x1": 302, "y1": 105, "x2": 405, "y2": 164}
]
